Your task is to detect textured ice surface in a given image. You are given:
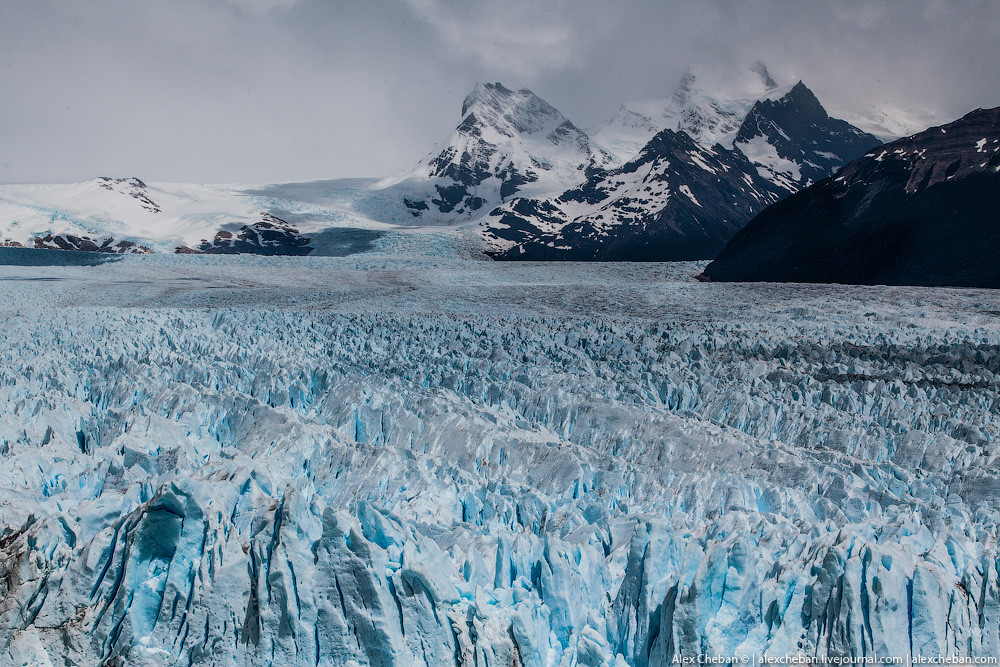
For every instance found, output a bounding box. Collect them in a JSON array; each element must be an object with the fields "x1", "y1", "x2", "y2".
[{"x1": 2, "y1": 256, "x2": 1000, "y2": 665}]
